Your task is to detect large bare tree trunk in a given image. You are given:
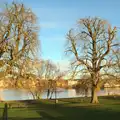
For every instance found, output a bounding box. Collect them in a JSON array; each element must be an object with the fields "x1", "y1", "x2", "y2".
[
  {"x1": 65, "y1": 17, "x2": 118, "y2": 104},
  {"x1": 91, "y1": 85, "x2": 99, "y2": 103}
]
